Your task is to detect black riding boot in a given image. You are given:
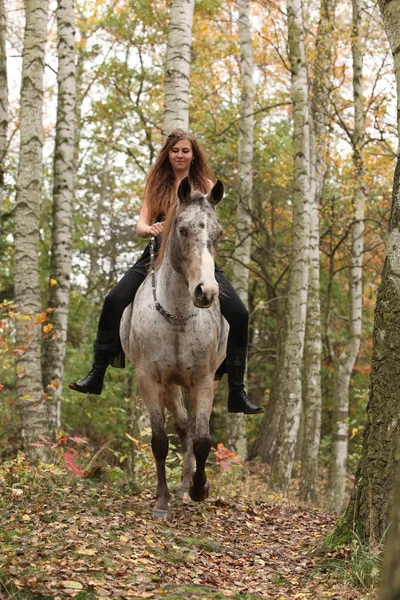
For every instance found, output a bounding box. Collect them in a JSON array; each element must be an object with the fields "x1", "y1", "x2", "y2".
[
  {"x1": 227, "y1": 350, "x2": 264, "y2": 415},
  {"x1": 69, "y1": 331, "x2": 116, "y2": 395}
]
